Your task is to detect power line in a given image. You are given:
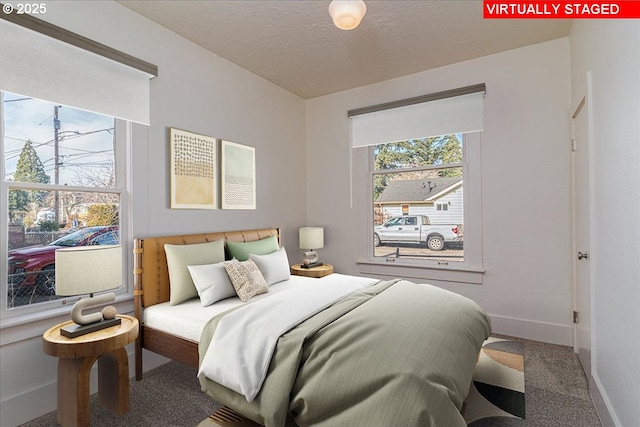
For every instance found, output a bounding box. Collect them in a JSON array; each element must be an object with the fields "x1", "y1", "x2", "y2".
[
  {"x1": 4, "y1": 128, "x2": 114, "y2": 161},
  {"x1": 3, "y1": 97, "x2": 32, "y2": 102},
  {"x1": 16, "y1": 114, "x2": 54, "y2": 140}
]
